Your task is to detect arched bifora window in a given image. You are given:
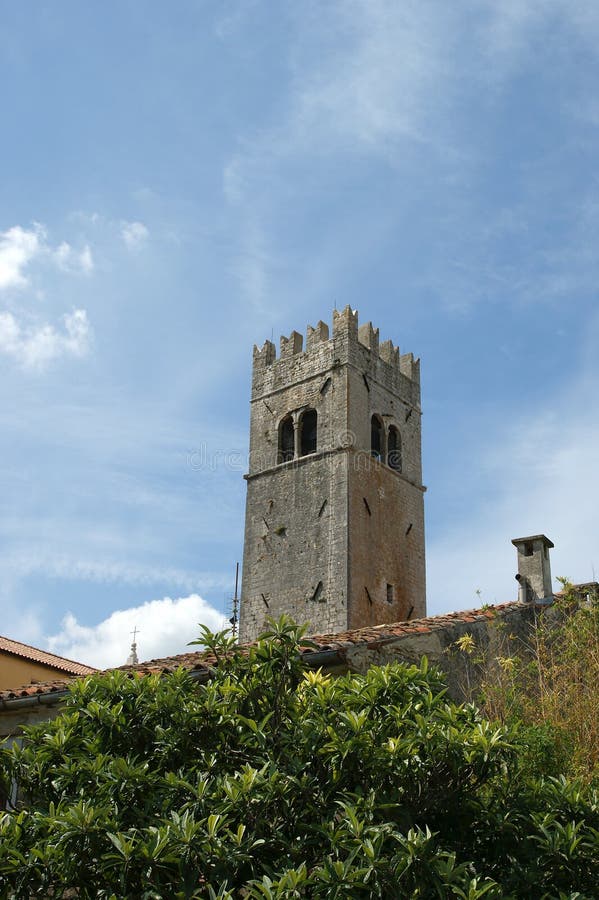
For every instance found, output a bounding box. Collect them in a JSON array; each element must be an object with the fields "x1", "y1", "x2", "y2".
[
  {"x1": 371, "y1": 415, "x2": 384, "y2": 461},
  {"x1": 278, "y1": 415, "x2": 295, "y2": 463},
  {"x1": 300, "y1": 409, "x2": 317, "y2": 456},
  {"x1": 387, "y1": 425, "x2": 402, "y2": 472}
]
